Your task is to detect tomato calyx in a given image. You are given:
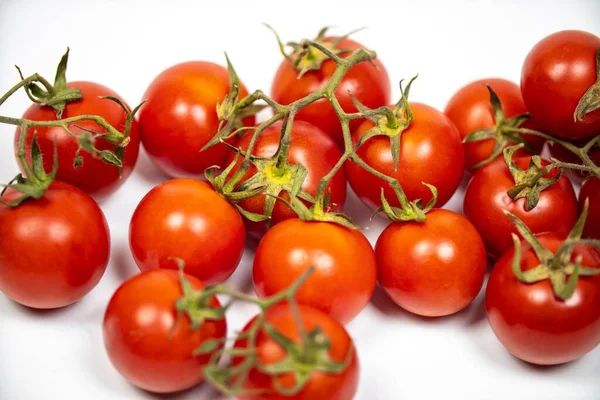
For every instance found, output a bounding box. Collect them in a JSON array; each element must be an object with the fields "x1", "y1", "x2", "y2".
[
  {"x1": 574, "y1": 47, "x2": 600, "y2": 122},
  {"x1": 375, "y1": 184, "x2": 438, "y2": 223},
  {"x1": 504, "y1": 200, "x2": 600, "y2": 300}
]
